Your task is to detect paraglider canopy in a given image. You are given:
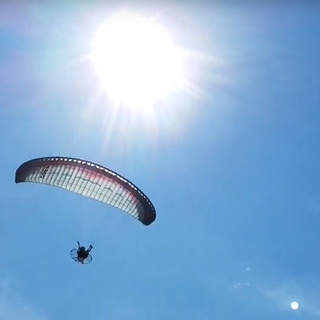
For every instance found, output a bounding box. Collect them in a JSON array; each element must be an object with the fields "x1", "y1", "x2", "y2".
[{"x1": 15, "y1": 156, "x2": 156, "y2": 225}]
